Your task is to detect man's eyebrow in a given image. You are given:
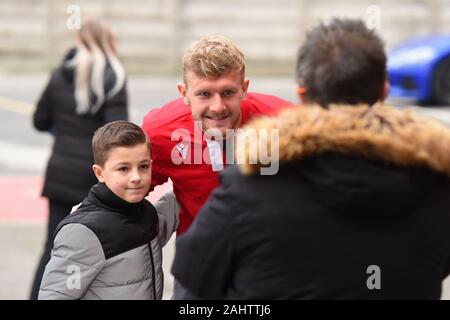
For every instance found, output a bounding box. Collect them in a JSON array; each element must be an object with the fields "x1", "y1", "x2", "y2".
[
  {"x1": 222, "y1": 87, "x2": 238, "y2": 92},
  {"x1": 194, "y1": 86, "x2": 238, "y2": 94},
  {"x1": 193, "y1": 89, "x2": 209, "y2": 94}
]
